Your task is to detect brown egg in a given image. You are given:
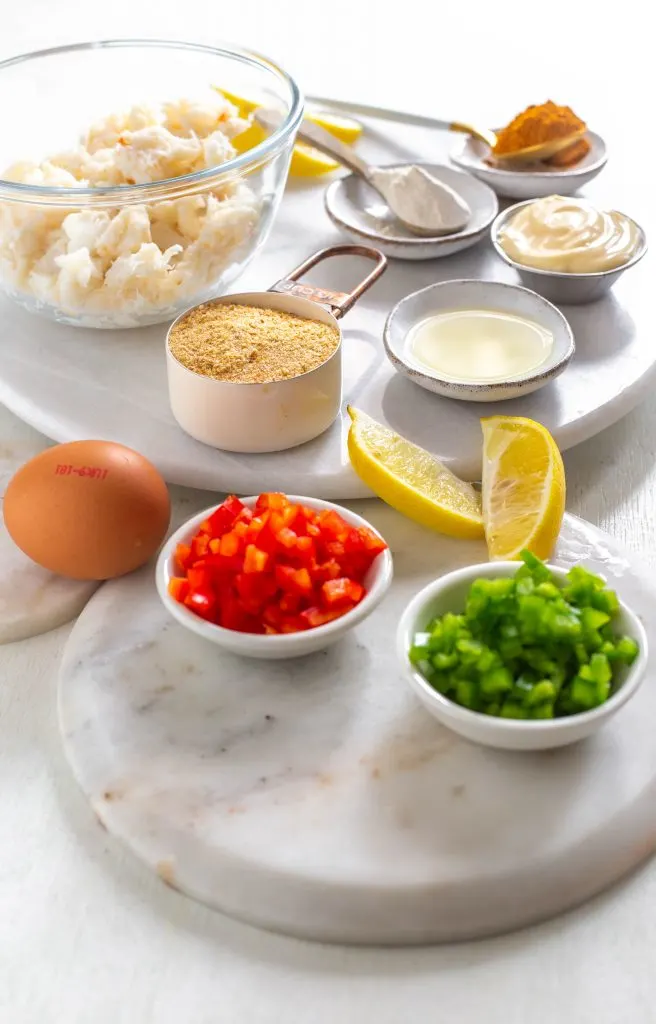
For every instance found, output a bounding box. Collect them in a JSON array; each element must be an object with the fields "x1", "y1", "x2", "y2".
[{"x1": 4, "y1": 440, "x2": 171, "y2": 580}]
